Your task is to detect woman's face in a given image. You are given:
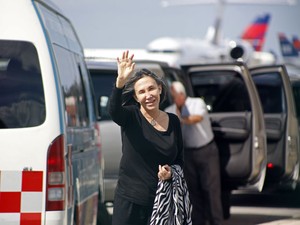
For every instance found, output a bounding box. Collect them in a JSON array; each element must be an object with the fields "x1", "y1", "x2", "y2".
[{"x1": 134, "y1": 76, "x2": 162, "y2": 111}]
